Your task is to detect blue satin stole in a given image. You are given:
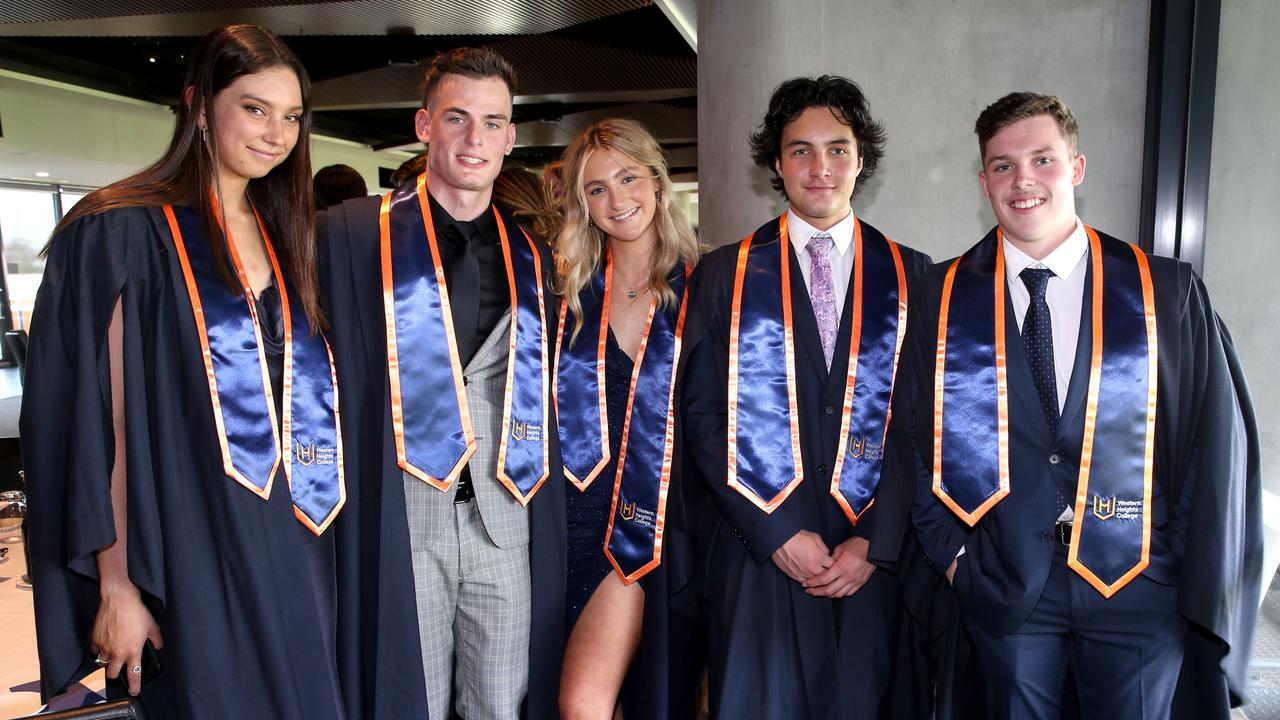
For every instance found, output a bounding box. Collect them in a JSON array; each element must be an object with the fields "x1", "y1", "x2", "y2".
[
  {"x1": 933, "y1": 227, "x2": 1156, "y2": 596},
  {"x1": 164, "y1": 204, "x2": 344, "y2": 535},
  {"x1": 381, "y1": 174, "x2": 550, "y2": 504},
  {"x1": 556, "y1": 253, "x2": 691, "y2": 582}
]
